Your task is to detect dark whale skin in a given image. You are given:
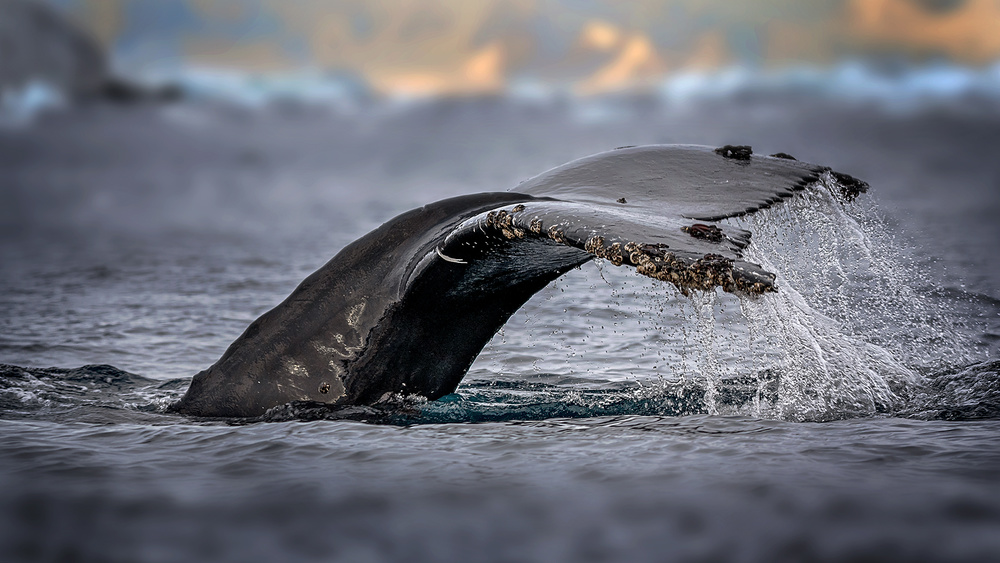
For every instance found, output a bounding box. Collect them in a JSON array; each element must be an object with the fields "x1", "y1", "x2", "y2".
[
  {"x1": 171, "y1": 145, "x2": 865, "y2": 417},
  {"x1": 171, "y1": 192, "x2": 552, "y2": 417}
]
